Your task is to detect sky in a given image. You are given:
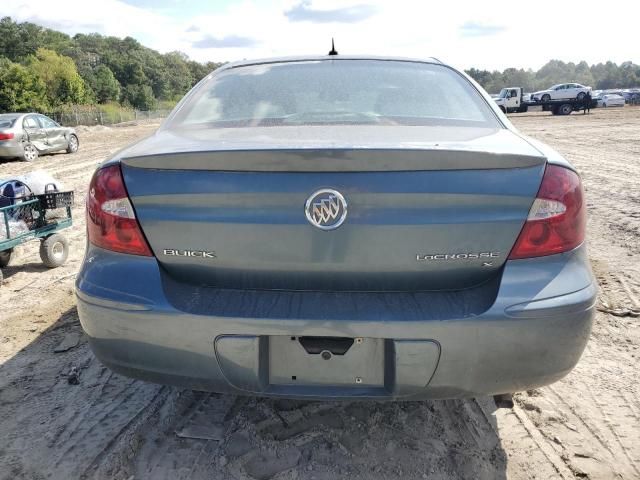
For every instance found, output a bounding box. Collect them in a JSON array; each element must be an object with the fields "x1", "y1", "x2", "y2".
[{"x1": 4, "y1": 0, "x2": 640, "y2": 71}]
